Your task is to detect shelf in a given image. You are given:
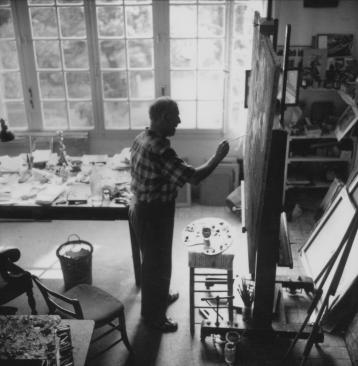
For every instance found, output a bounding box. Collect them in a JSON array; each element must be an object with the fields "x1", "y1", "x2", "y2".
[
  {"x1": 286, "y1": 182, "x2": 331, "y2": 189},
  {"x1": 288, "y1": 157, "x2": 350, "y2": 162},
  {"x1": 288, "y1": 134, "x2": 338, "y2": 140}
]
